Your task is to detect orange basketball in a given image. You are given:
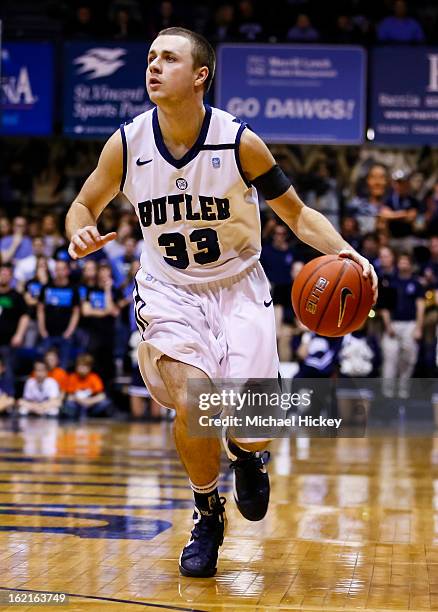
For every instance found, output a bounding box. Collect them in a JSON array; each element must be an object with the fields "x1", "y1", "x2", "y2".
[{"x1": 291, "y1": 255, "x2": 374, "y2": 337}]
